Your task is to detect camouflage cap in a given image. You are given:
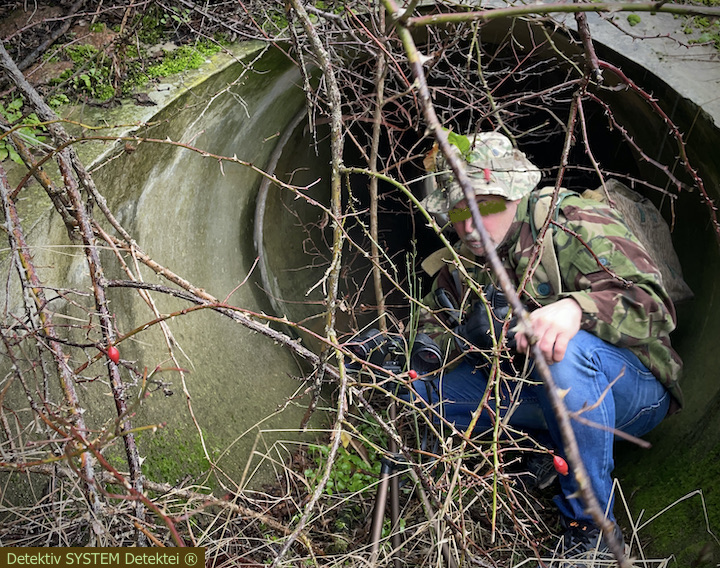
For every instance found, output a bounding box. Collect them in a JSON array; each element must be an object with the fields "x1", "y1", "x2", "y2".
[{"x1": 421, "y1": 131, "x2": 542, "y2": 215}]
